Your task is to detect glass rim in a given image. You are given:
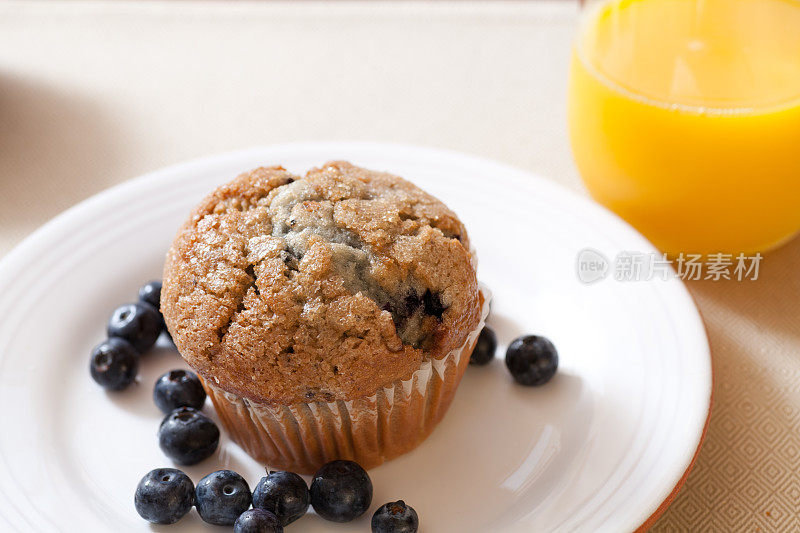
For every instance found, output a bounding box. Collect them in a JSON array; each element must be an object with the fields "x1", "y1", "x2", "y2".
[{"x1": 574, "y1": 0, "x2": 800, "y2": 115}]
